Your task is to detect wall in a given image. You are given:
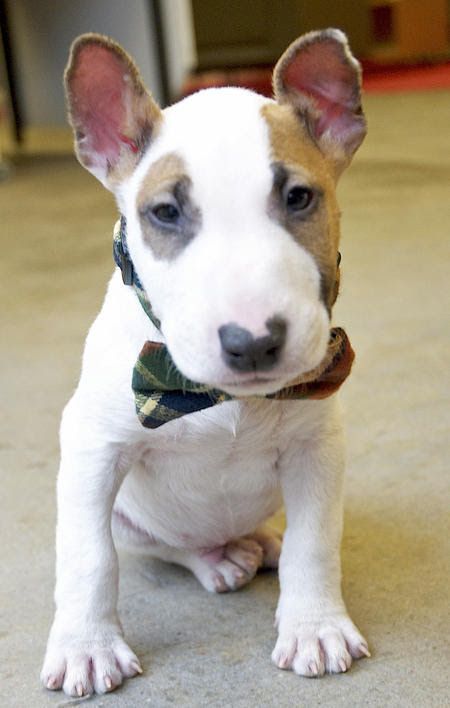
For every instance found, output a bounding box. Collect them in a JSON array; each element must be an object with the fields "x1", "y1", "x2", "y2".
[
  {"x1": 292, "y1": 0, "x2": 369, "y2": 57},
  {"x1": 161, "y1": 0, "x2": 197, "y2": 100},
  {"x1": 7, "y1": 0, "x2": 163, "y2": 127}
]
